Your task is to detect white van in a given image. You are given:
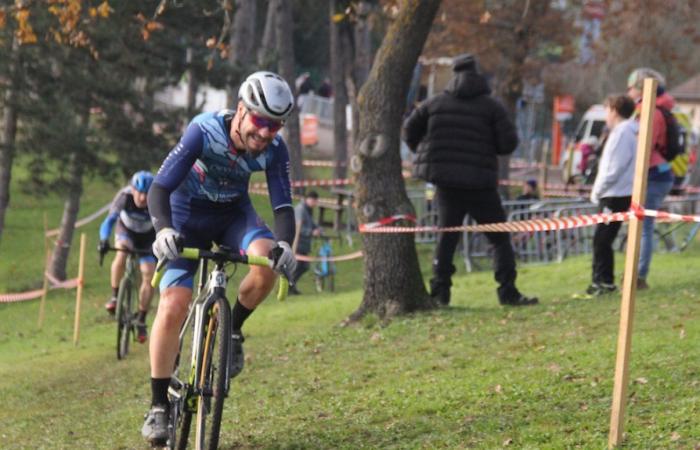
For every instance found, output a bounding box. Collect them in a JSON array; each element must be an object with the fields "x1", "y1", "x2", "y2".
[{"x1": 561, "y1": 104, "x2": 607, "y2": 181}]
